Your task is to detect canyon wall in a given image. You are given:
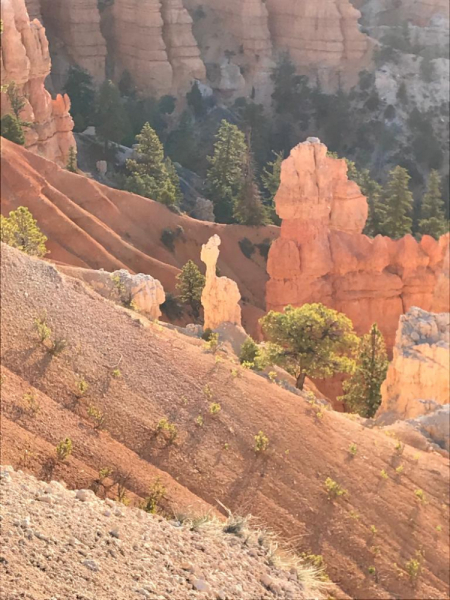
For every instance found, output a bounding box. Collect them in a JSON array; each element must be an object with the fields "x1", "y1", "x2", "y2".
[
  {"x1": 265, "y1": 0, "x2": 373, "y2": 89},
  {"x1": 39, "y1": 0, "x2": 107, "y2": 83},
  {"x1": 1, "y1": 0, "x2": 75, "y2": 166},
  {"x1": 378, "y1": 307, "x2": 449, "y2": 420},
  {"x1": 266, "y1": 139, "x2": 449, "y2": 349}
]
